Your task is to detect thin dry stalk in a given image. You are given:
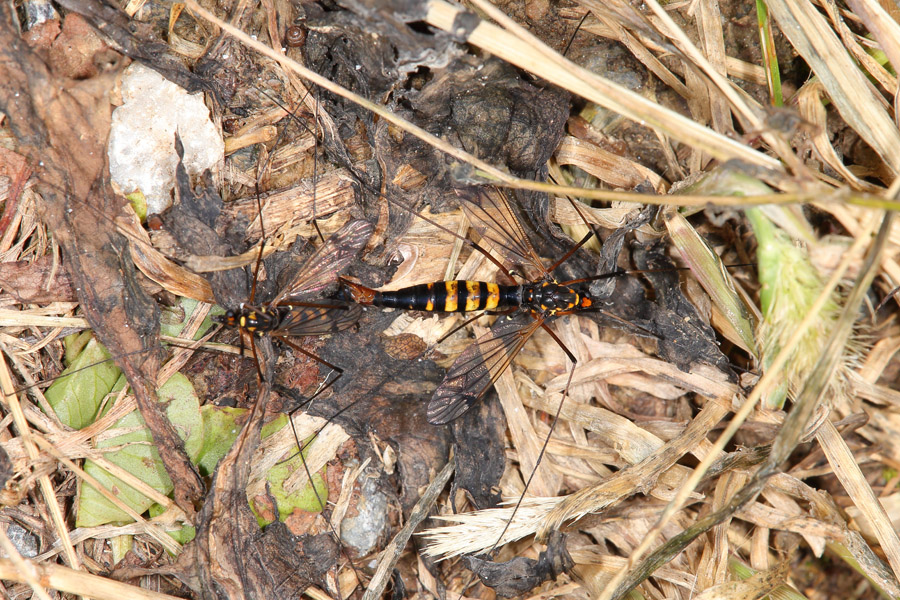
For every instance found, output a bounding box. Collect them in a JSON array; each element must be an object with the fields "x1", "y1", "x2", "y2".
[
  {"x1": 0, "y1": 351, "x2": 80, "y2": 569},
  {"x1": 0, "y1": 556, "x2": 183, "y2": 600},
  {"x1": 764, "y1": 0, "x2": 900, "y2": 172}
]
